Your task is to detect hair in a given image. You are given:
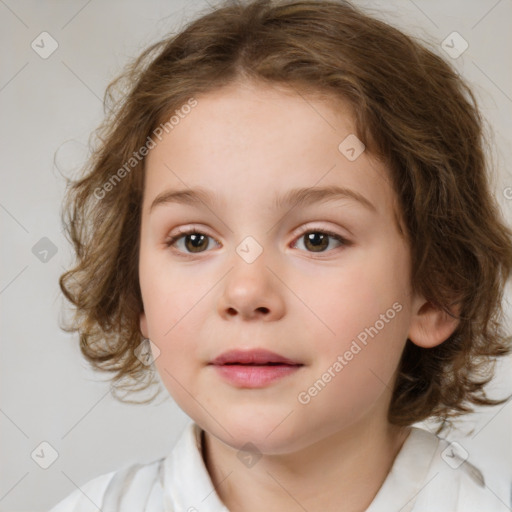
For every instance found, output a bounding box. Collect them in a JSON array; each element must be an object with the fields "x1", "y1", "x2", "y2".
[{"x1": 59, "y1": 0, "x2": 512, "y2": 432}]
